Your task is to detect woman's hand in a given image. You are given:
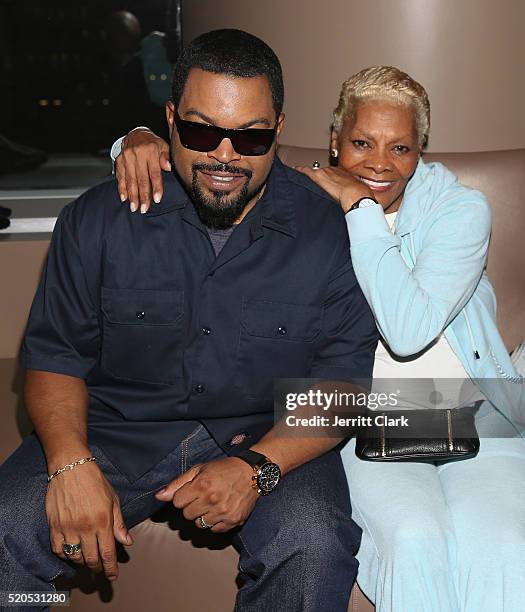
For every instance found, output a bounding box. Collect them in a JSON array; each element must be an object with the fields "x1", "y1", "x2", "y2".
[
  {"x1": 295, "y1": 165, "x2": 375, "y2": 213},
  {"x1": 115, "y1": 129, "x2": 171, "y2": 213}
]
